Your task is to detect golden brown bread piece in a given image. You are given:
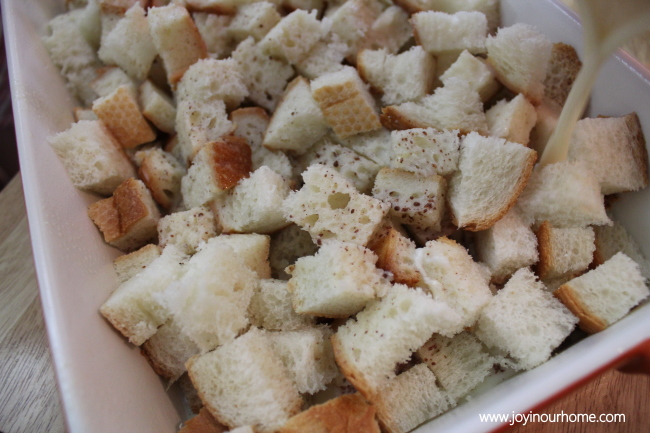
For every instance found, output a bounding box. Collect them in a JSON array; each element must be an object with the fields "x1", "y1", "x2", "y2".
[
  {"x1": 380, "y1": 106, "x2": 428, "y2": 131},
  {"x1": 367, "y1": 226, "x2": 421, "y2": 287},
  {"x1": 209, "y1": 136, "x2": 253, "y2": 190},
  {"x1": 88, "y1": 196, "x2": 122, "y2": 244},
  {"x1": 179, "y1": 407, "x2": 229, "y2": 433}
]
